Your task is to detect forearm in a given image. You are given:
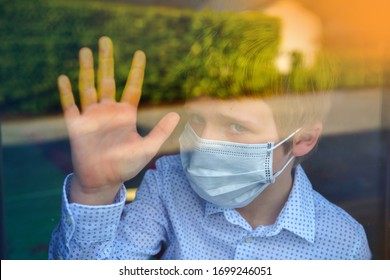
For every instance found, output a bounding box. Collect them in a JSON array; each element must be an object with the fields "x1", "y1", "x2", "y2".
[
  {"x1": 49, "y1": 171, "x2": 168, "y2": 260},
  {"x1": 49, "y1": 174, "x2": 126, "y2": 259}
]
